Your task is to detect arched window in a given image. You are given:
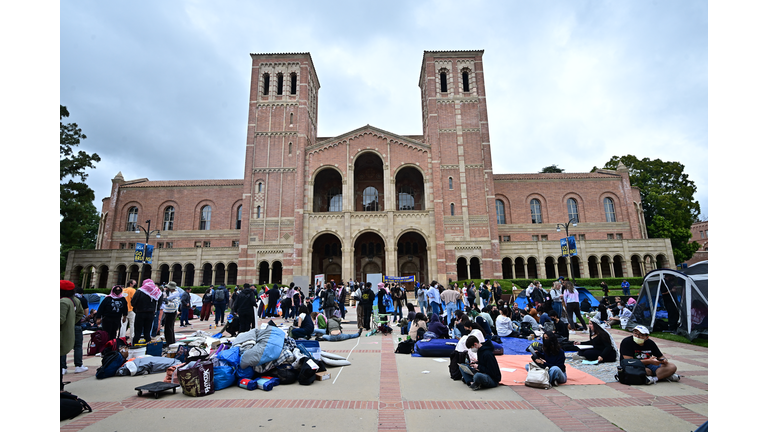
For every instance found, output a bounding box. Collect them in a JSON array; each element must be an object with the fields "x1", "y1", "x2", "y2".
[
  {"x1": 236, "y1": 205, "x2": 242, "y2": 229},
  {"x1": 289, "y1": 113, "x2": 293, "y2": 126},
  {"x1": 290, "y1": 72, "x2": 297, "y2": 95},
  {"x1": 163, "y1": 206, "x2": 174, "y2": 230},
  {"x1": 199, "y1": 205, "x2": 211, "y2": 230},
  {"x1": 495, "y1": 199, "x2": 506, "y2": 225},
  {"x1": 567, "y1": 198, "x2": 579, "y2": 223},
  {"x1": 288, "y1": 142, "x2": 292, "y2": 154},
  {"x1": 262, "y1": 73, "x2": 270, "y2": 95},
  {"x1": 440, "y1": 71, "x2": 448, "y2": 93},
  {"x1": 362, "y1": 187, "x2": 379, "y2": 211},
  {"x1": 257, "y1": 182, "x2": 263, "y2": 193},
  {"x1": 462, "y1": 71, "x2": 470, "y2": 92},
  {"x1": 327, "y1": 187, "x2": 342, "y2": 212},
  {"x1": 126, "y1": 207, "x2": 138, "y2": 231},
  {"x1": 398, "y1": 186, "x2": 415, "y2": 210},
  {"x1": 448, "y1": 177, "x2": 453, "y2": 190},
  {"x1": 256, "y1": 206, "x2": 262, "y2": 219},
  {"x1": 450, "y1": 203, "x2": 455, "y2": 216},
  {"x1": 530, "y1": 199, "x2": 542, "y2": 224},
  {"x1": 604, "y1": 197, "x2": 616, "y2": 222},
  {"x1": 276, "y1": 73, "x2": 284, "y2": 95}
]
